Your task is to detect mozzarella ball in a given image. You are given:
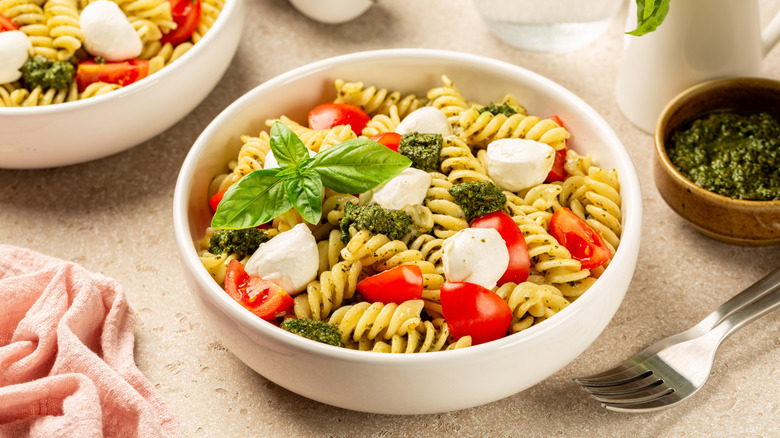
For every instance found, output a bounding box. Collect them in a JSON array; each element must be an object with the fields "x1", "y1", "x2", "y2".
[
  {"x1": 80, "y1": 1, "x2": 142, "y2": 61},
  {"x1": 370, "y1": 167, "x2": 432, "y2": 209},
  {"x1": 486, "y1": 138, "x2": 555, "y2": 192},
  {"x1": 442, "y1": 228, "x2": 509, "y2": 290},
  {"x1": 395, "y1": 107, "x2": 453, "y2": 137},
  {"x1": 0, "y1": 31, "x2": 32, "y2": 84},
  {"x1": 245, "y1": 223, "x2": 319, "y2": 293}
]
